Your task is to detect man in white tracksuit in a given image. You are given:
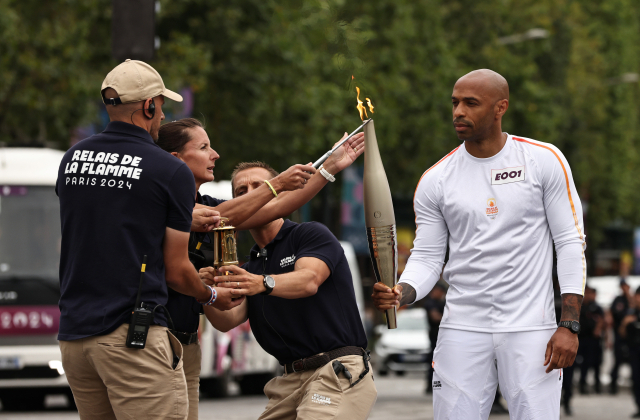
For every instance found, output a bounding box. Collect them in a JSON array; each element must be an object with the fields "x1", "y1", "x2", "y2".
[{"x1": 372, "y1": 69, "x2": 585, "y2": 419}]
